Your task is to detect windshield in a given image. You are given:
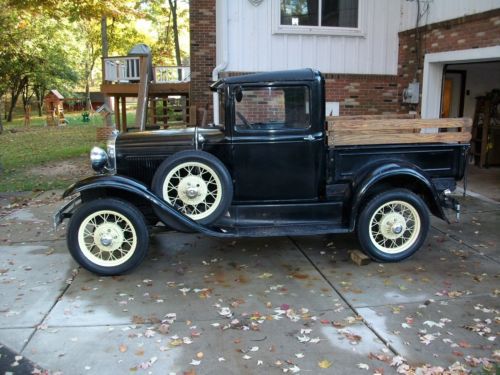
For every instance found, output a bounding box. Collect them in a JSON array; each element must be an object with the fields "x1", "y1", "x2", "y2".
[{"x1": 218, "y1": 88, "x2": 225, "y2": 128}]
